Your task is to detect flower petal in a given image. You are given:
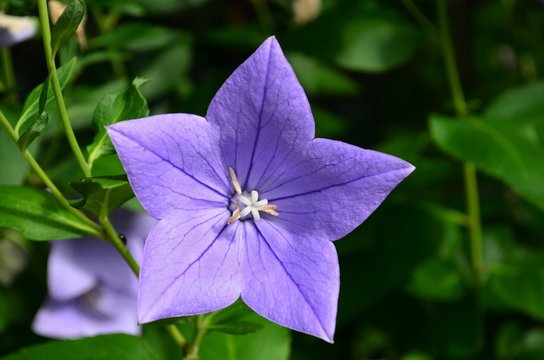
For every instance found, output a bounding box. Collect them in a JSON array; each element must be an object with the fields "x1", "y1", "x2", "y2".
[
  {"x1": 241, "y1": 221, "x2": 339, "y2": 342},
  {"x1": 260, "y1": 138, "x2": 414, "y2": 240},
  {"x1": 138, "y1": 208, "x2": 241, "y2": 323},
  {"x1": 48, "y1": 240, "x2": 97, "y2": 301},
  {"x1": 32, "y1": 296, "x2": 139, "y2": 339},
  {"x1": 207, "y1": 36, "x2": 315, "y2": 191},
  {"x1": 48, "y1": 210, "x2": 149, "y2": 299},
  {"x1": 107, "y1": 114, "x2": 230, "y2": 220}
]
